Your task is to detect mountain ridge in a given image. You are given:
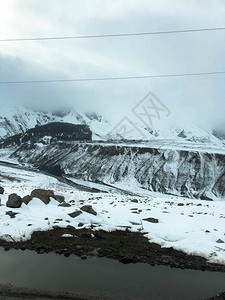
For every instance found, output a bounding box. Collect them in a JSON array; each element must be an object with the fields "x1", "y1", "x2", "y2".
[
  {"x1": 0, "y1": 106, "x2": 108, "y2": 141},
  {"x1": 0, "y1": 106, "x2": 224, "y2": 146}
]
